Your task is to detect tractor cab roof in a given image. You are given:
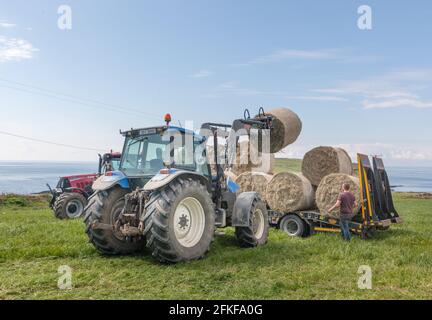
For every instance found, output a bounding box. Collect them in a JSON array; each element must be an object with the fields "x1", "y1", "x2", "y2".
[
  {"x1": 102, "y1": 151, "x2": 121, "y2": 159},
  {"x1": 120, "y1": 125, "x2": 205, "y2": 142}
]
